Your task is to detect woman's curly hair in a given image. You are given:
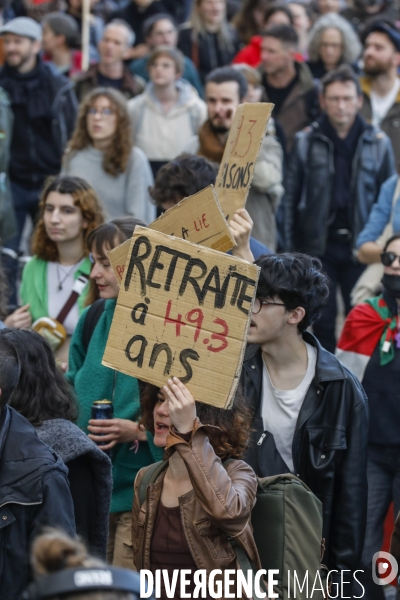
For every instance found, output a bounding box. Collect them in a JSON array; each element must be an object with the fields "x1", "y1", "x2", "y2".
[
  {"x1": 140, "y1": 384, "x2": 254, "y2": 461},
  {"x1": 31, "y1": 175, "x2": 105, "y2": 262},
  {"x1": 64, "y1": 88, "x2": 132, "y2": 177},
  {"x1": 308, "y1": 12, "x2": 362, "y2": 64}
]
